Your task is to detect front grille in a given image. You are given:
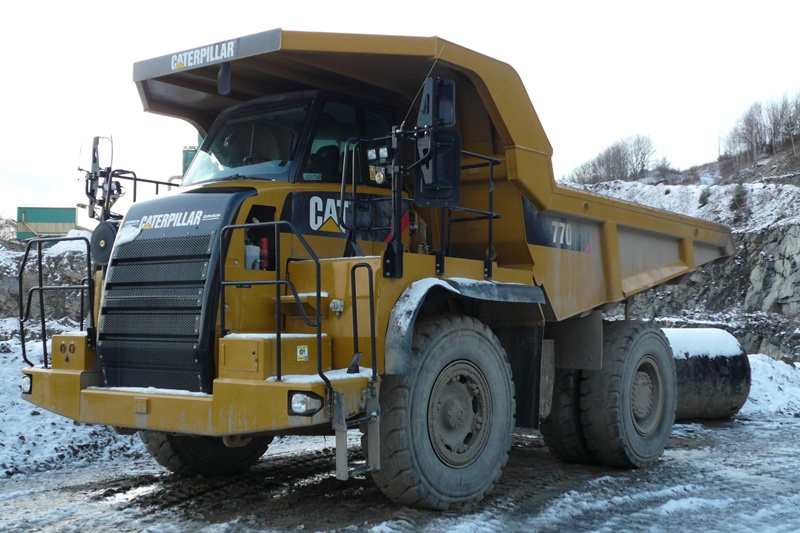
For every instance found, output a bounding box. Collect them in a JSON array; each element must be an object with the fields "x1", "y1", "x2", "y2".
[{"x1": 97, "y1": 233, "x2": 215, "y2": 392}]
